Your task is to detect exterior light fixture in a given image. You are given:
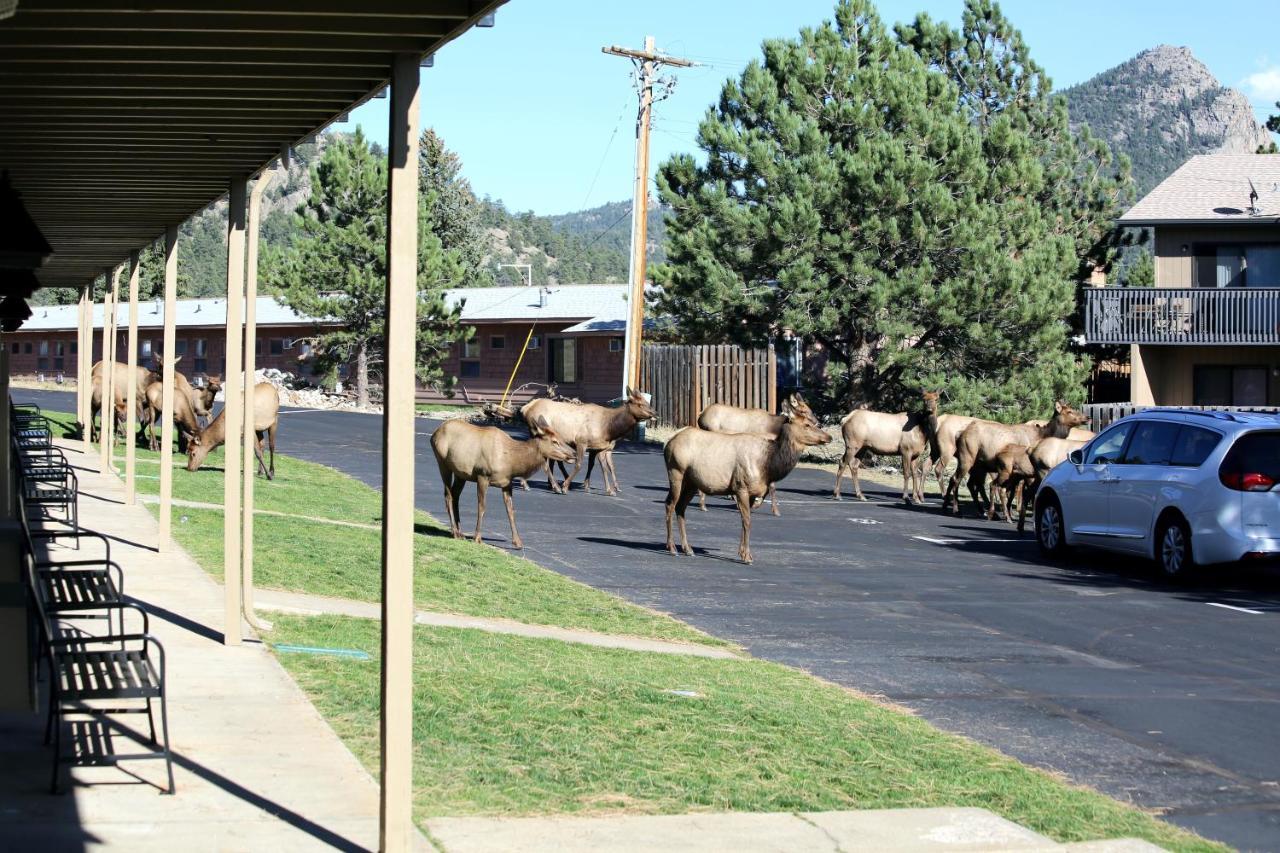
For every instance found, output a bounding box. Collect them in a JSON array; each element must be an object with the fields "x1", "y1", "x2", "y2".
[
  {"x1": 476, "y1": 12, "x2": 496, "y2": 27},
  {"x1": 420, "y1": 55, "x2": 434, "y2": 68}
]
